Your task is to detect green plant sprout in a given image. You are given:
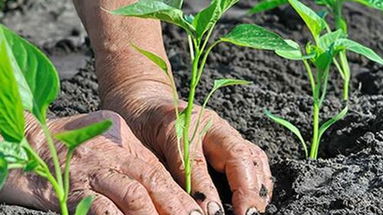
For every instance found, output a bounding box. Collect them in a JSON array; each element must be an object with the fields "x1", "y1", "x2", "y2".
[
  {"x1": 249, "y1": 0, "x2": 383, "y2": 101},
  {"x1": 0, "y1": 24, "x2": 113, "y2": 215},
  {"x1": 264, "y1": 0, "x2": 383, "y2": 159},
  {"x1": 111, "y1": 0, "x2": 296, "y2": 193}
]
